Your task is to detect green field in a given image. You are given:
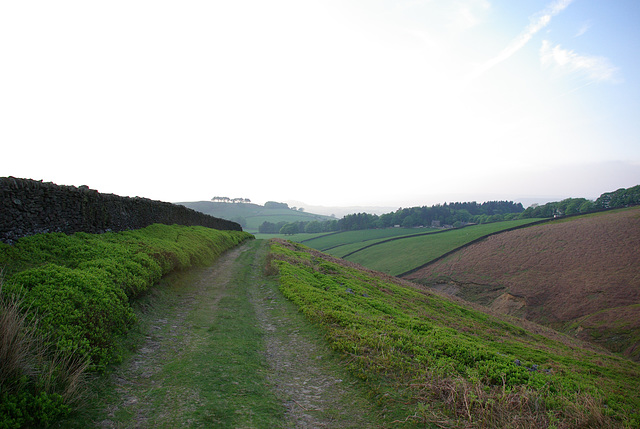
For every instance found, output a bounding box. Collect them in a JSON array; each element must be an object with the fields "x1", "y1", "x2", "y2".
[
  {"x1": 340, "y1": 219, "x2": 542, "y2": 276},
  {"x1": 179, "y1": 201, "x2": 333, "y2": 233},
  {"x1": 301, "y1": 228, "x2": 435, "y2": 251},
  {"x1": 253, "y1": 232, "x2": 326, "y2": 241},
  {"x1": 256, "y1": 227, "x2": 440, "y2": 256},
  {"x1": 269, "y1": 239, "x2": 640, "y2": 427}
]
